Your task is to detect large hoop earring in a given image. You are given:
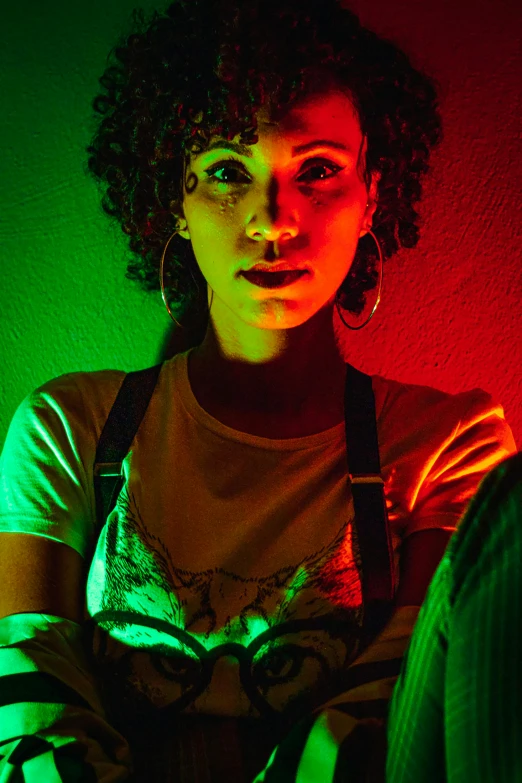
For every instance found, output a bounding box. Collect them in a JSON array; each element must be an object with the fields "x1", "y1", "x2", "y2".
[
  {"x1": 160, "y1": 229, "x2": 214, "y2": 328},
  {"x1": 160, "y1": 229, "x2": 184, "y2": 328},
  {"x1": 334, "y1": 227, "x2": 383, "y2": 331}
]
